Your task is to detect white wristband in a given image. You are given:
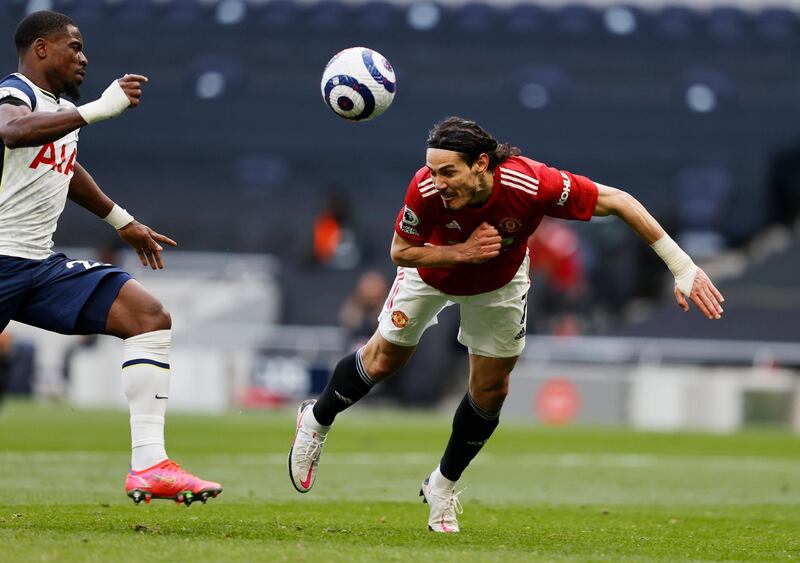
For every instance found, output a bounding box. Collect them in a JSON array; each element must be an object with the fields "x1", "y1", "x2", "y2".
[
  {"x1": 77, "y1": 80, "x2": 131, "y2": 124},
  {"x1": 650, "y1": 234, "x2": 698, "y2": 297},
  {"x1": 103, "y1": 204, "x2": 134, "y2": 230}
]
